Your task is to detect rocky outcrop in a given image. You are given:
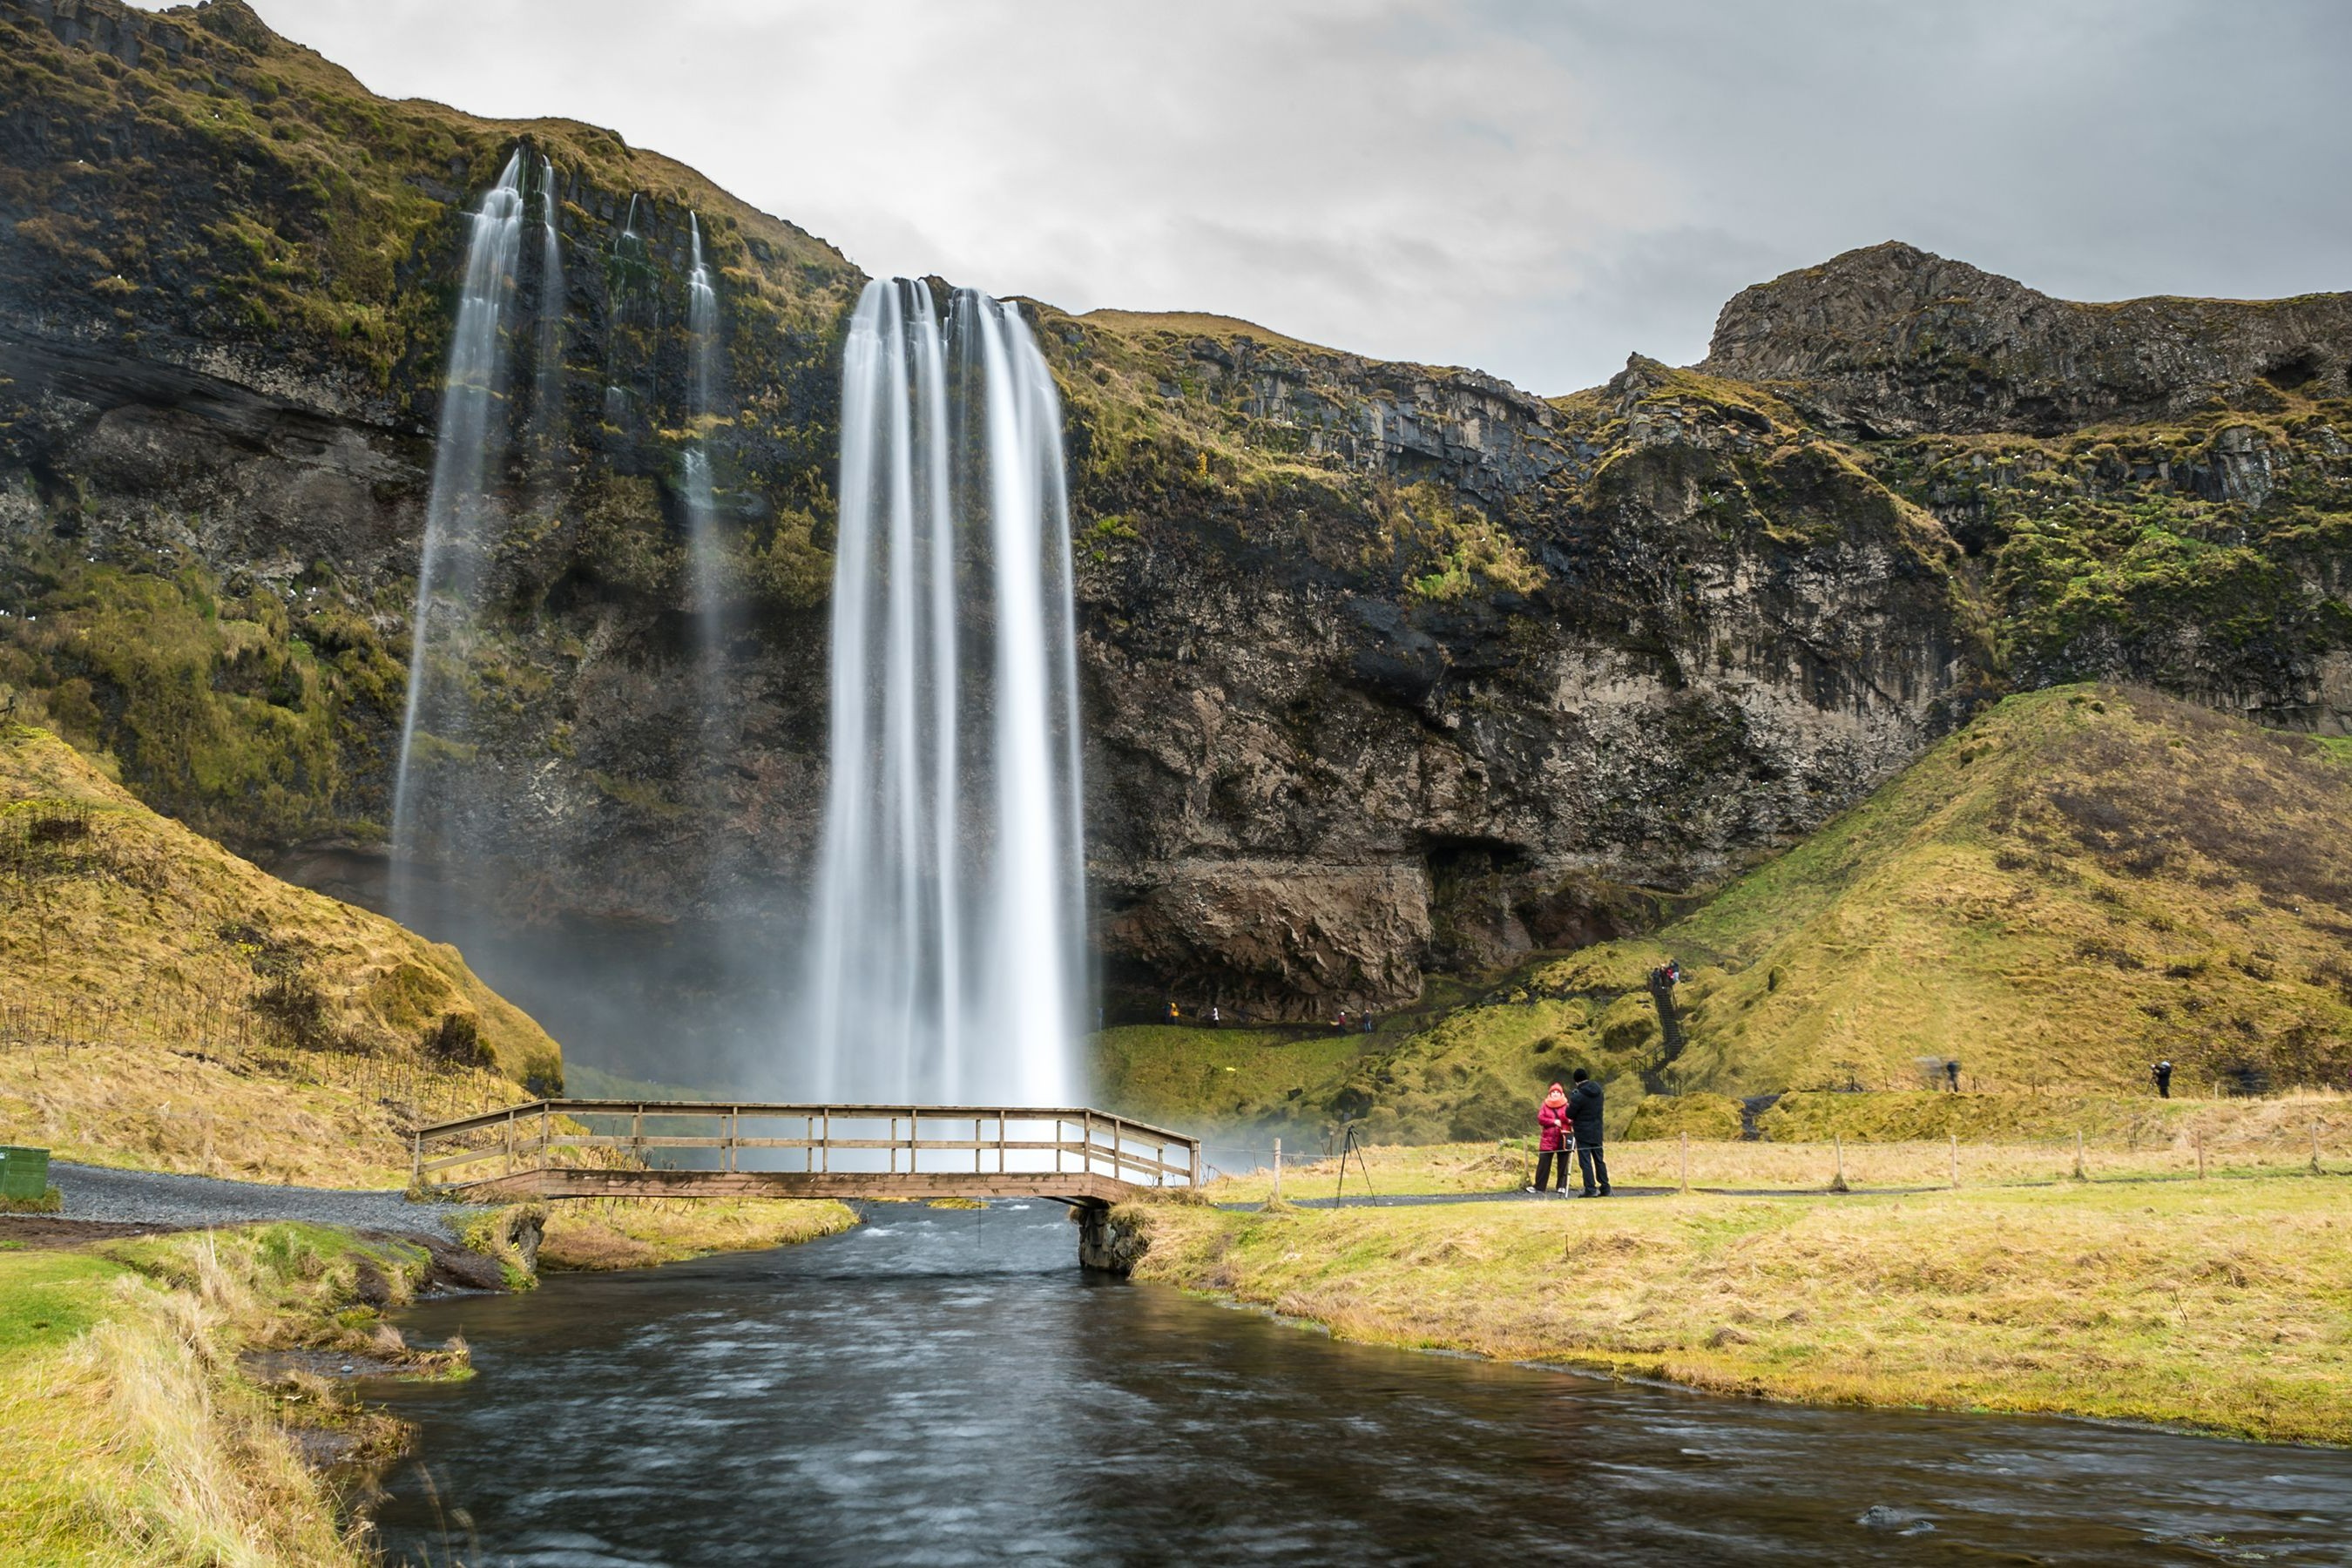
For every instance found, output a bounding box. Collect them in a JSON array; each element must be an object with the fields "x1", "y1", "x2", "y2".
[{"x1": 1705, "y1": 241, "x2": 2352, "y2": 437}]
